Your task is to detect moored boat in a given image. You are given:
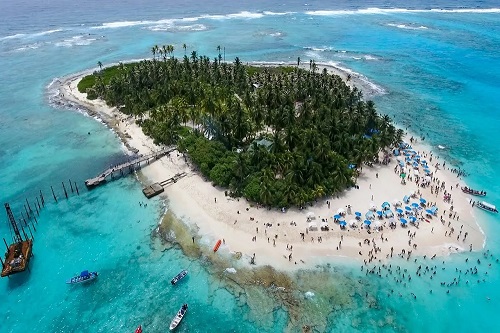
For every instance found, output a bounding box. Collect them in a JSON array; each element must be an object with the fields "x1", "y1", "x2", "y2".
[
  {"x1": 169, "y1": 304, "x2": 188, "y2": 330},
  {"x1": 475, "y1": 201, "x2": 498, "y2": 213},
  {"x1": 461, "y1": 187, "x2": 486, "y2": 196},
  {"x1": 171, "y1": 269, "x2": 188, "y2": 285},
  {"x1": 135, "y1": 325, "x2": 142, "y2": 333},
  {"x1": 66, "y1": 270, "x2": 98, "y2": 284}
]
